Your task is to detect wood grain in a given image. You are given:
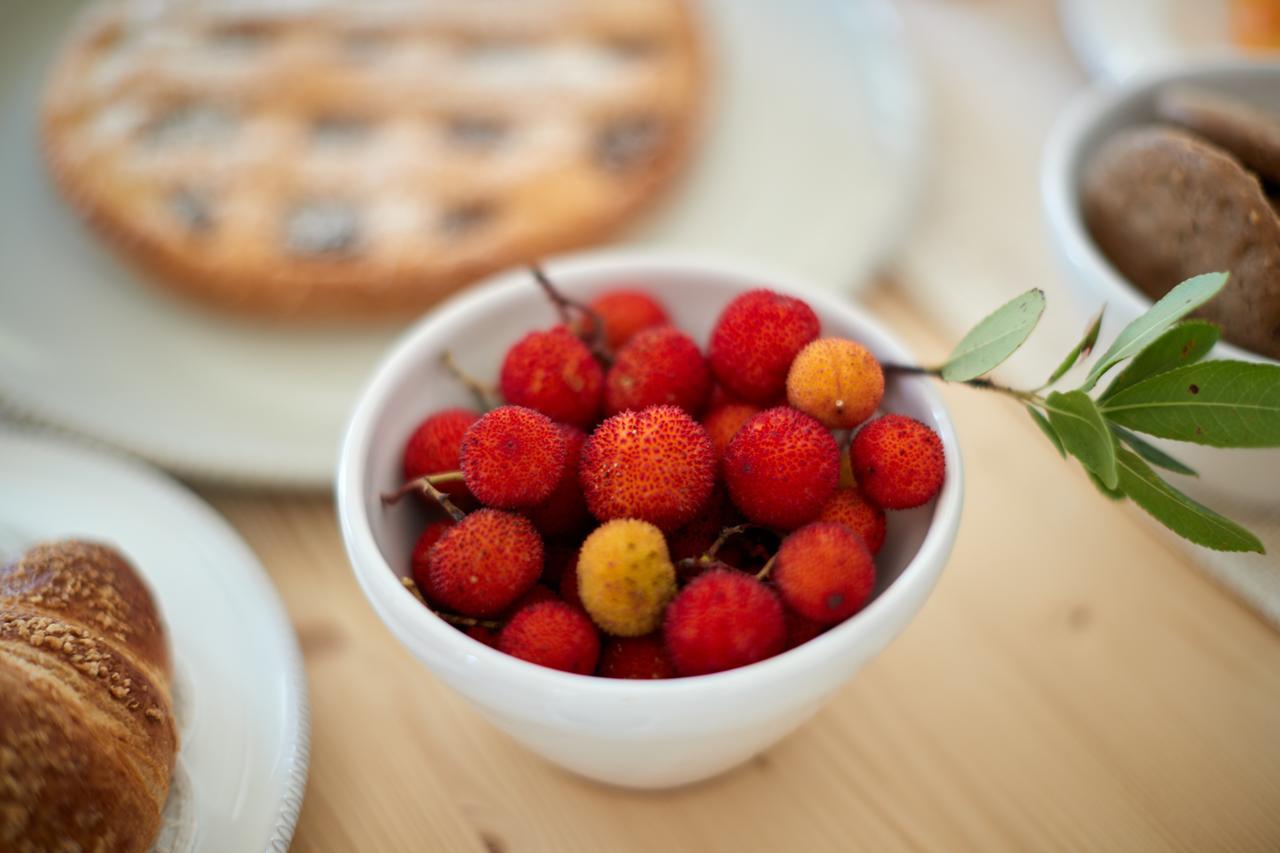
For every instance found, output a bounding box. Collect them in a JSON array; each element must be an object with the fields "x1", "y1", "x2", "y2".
[{"x1": 203, "y1": 283, "x2": 1280, "y2": 853}]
